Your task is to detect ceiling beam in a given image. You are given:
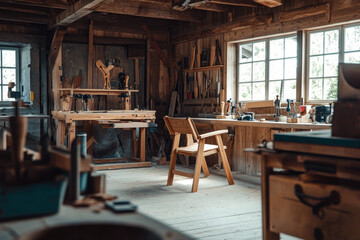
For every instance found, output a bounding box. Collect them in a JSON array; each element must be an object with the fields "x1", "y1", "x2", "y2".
[
  {"x1": 51, "y1": 0, "x2": 106, "y2": 27},
  {"x1": 0, "y1": 0, "x2": 69, "y2": 9},
  {"x1": 0, "y1": 10, "x2": 49, "y2": 24},
  {"x1": 190, "y1": 2, "x2": 234, "y2": 12},
  {"x1": 208, "y1": 0, "x2": 258, "y2": 7},
  {"x1": 253, "y1": 0, "x2": 282, "y2": 8},
  {"x1": 95, "y1": 0, "x2": 203, "y2": 22}
]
